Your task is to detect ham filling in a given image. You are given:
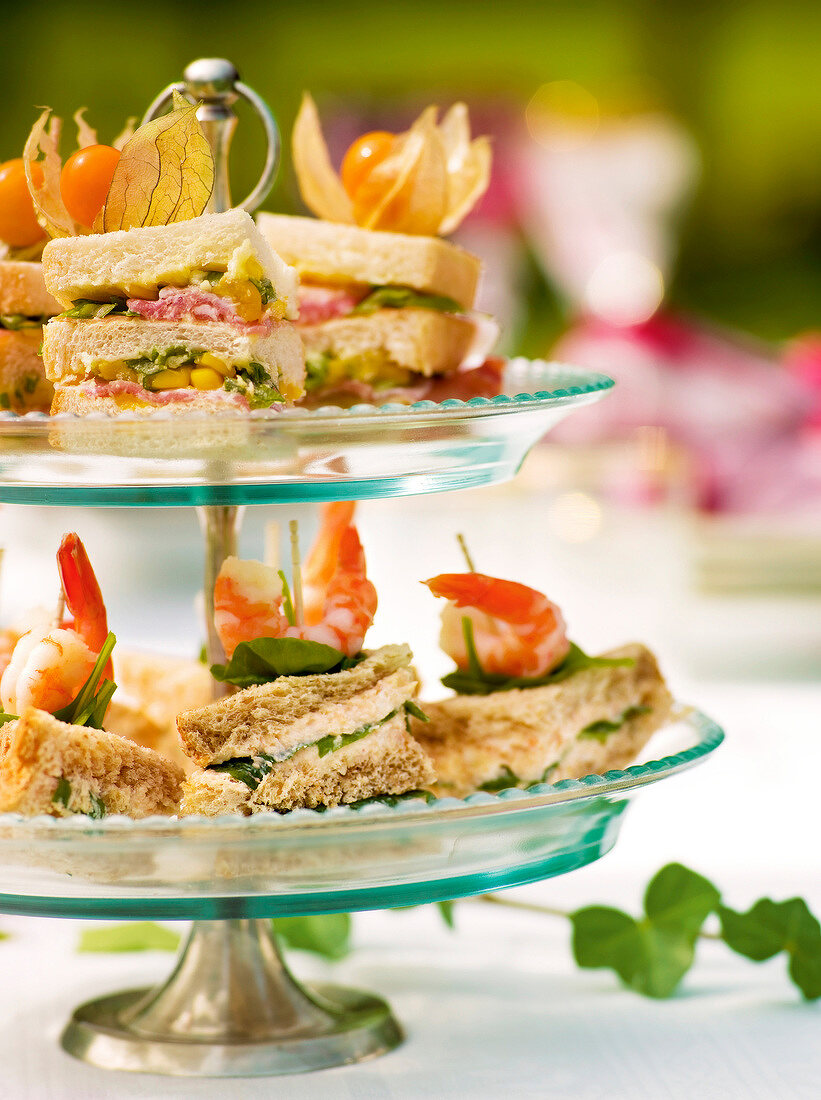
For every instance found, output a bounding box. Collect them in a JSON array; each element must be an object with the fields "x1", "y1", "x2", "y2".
[
  {"x1": 297, "y1": 285, "x2": 369, "y2": 324},
  {"x1": 126, "y1": 287, "x2": 275, "y2": 334},
  {"x1": 86, "y1": 378, "x2": 249, "y2": 408}
]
